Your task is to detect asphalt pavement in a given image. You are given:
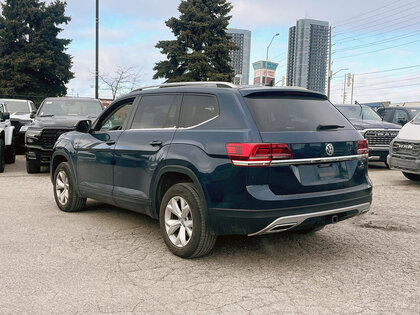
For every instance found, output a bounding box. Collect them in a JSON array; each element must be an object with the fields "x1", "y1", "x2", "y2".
[{"x1": 0, "y1": 156, "x2": 419, "y2": 314}]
